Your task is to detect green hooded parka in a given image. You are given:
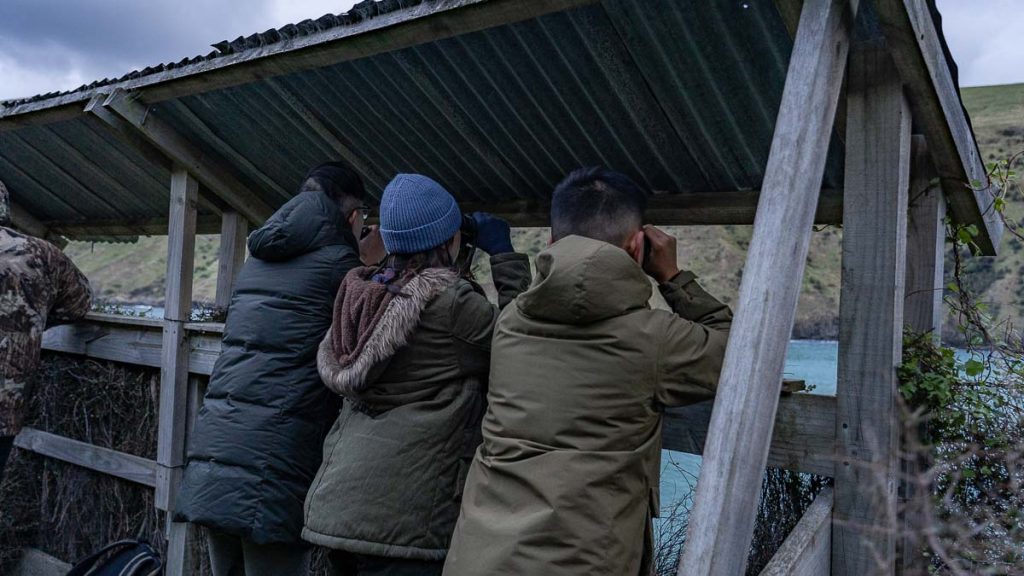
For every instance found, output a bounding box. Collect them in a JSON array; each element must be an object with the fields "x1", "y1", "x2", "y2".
[
  {"x1": 303, "y1": 253, "x2": 532, "y2": 560},
  {"x1": 444, "y1": 235, "x2": 733, "y2": 576}
]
